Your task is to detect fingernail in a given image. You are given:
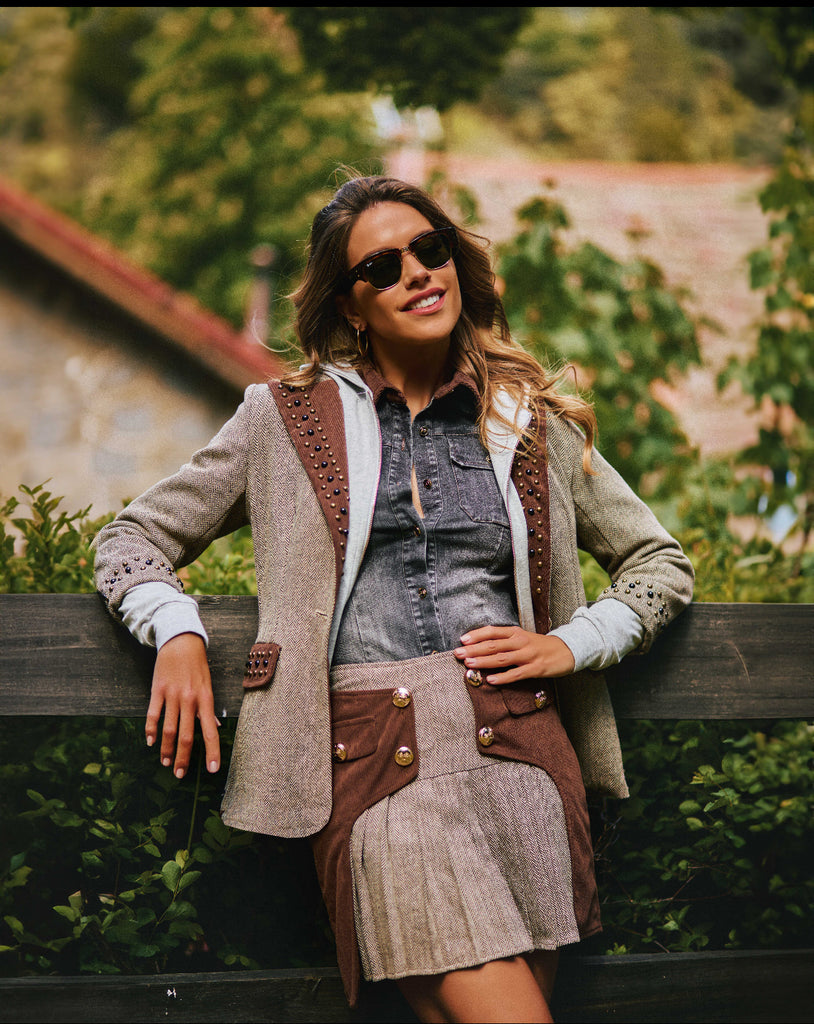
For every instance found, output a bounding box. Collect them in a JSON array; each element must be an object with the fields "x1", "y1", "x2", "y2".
[
  {"x1": 146, "y1": 736, "x2": 154, "y2": 747},
  {"x1": 460, "y1": 633, "x2": 471, "y2": 643},
  {"x1": 209, "y1": 761, "x2": 218, "y2": 773},
  {"x1": 175, "y1": 768, "x2": 185, "y2": 779},
  {"x1": 162, "y1": 757, "x2": 171, "y2": 767}
]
